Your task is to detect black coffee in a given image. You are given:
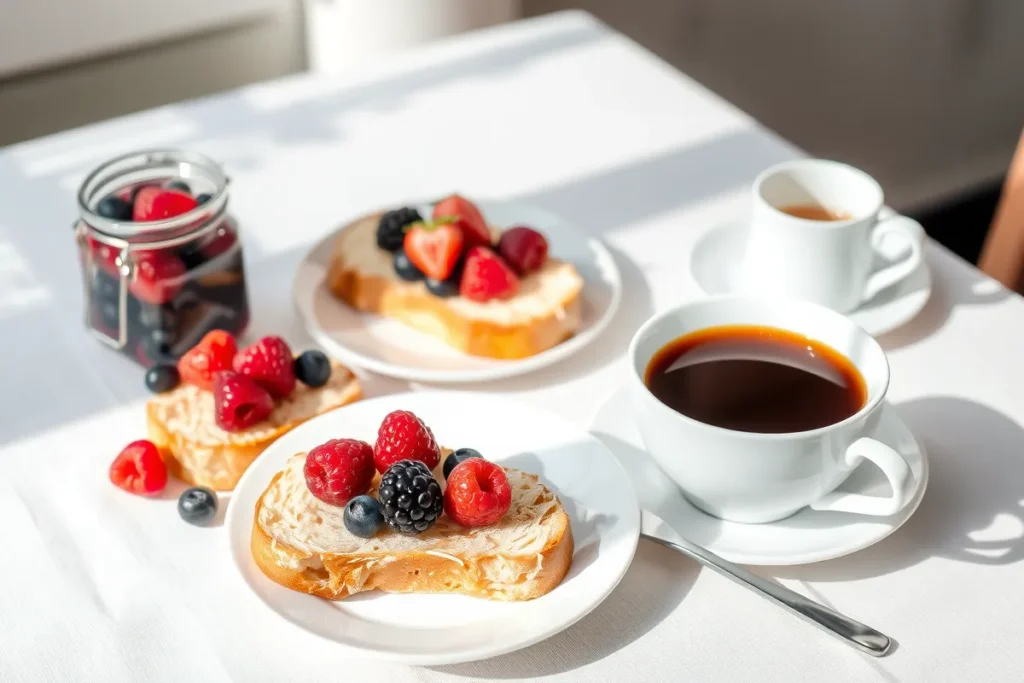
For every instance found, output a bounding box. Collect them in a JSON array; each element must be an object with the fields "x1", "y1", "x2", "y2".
[{"x1": 644, "y1": 325, "x2": 867, "y2": 434}]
